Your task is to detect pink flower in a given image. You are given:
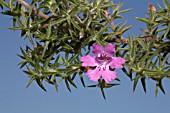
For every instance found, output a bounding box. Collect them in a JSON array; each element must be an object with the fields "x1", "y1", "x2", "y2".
[{"x1": 81, "y1": 43, "x2": 125, "y2": 83}]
